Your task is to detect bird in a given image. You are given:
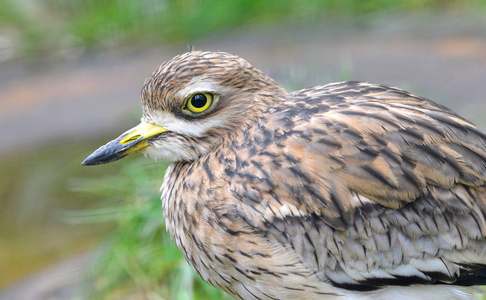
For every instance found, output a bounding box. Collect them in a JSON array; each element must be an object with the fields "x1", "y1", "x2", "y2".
[{"x1": 83, "y1": 50, "x2": 486, "y2": 300}]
